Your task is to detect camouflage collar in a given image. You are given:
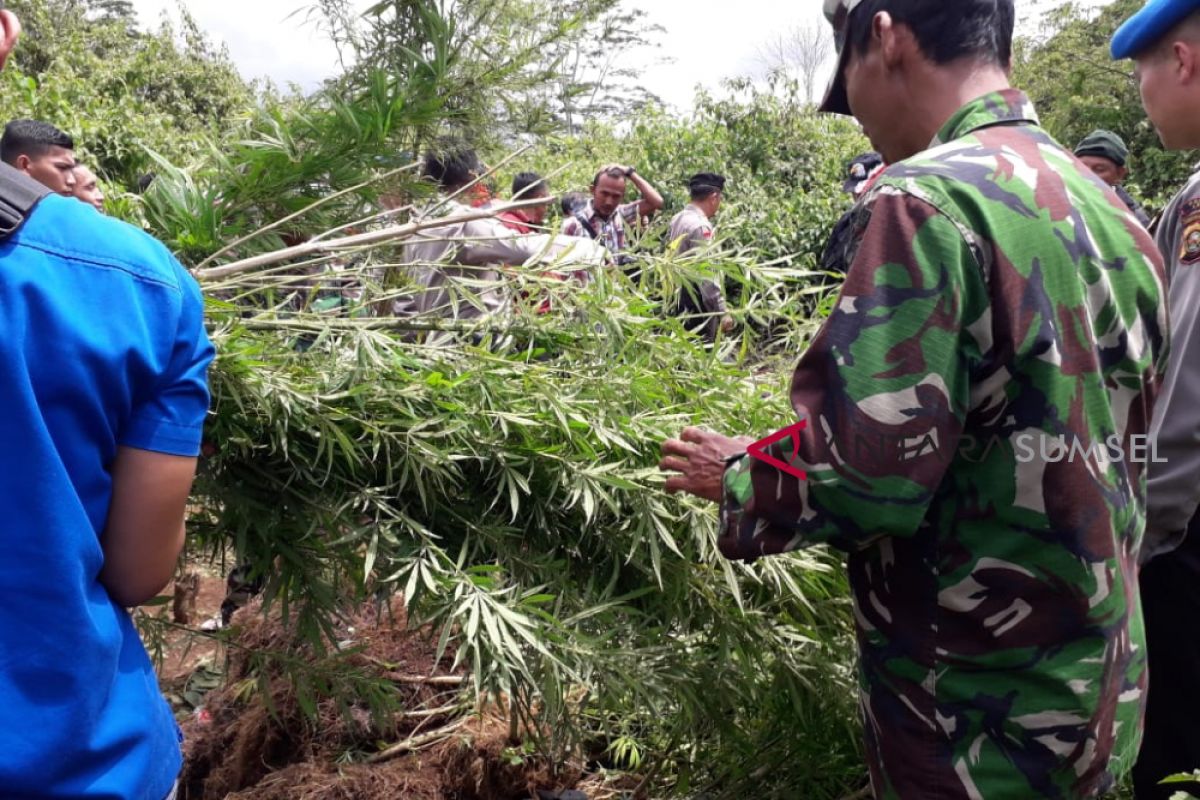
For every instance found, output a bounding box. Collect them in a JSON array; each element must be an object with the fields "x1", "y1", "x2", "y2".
[{"x1": 931, "y1": 89, "x2": 1040, "y2": 148}]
